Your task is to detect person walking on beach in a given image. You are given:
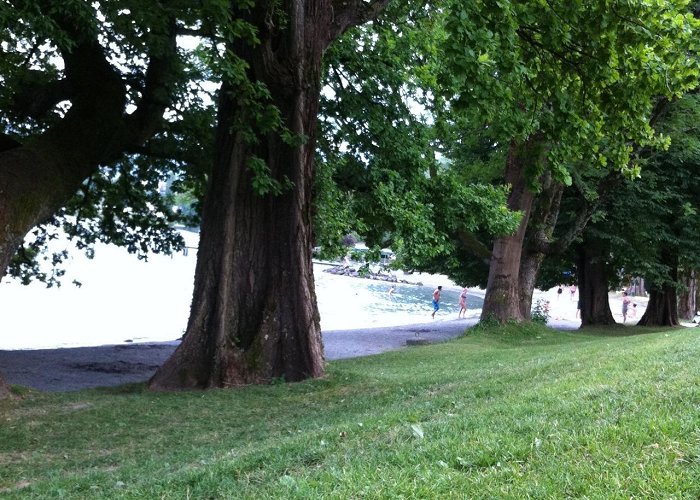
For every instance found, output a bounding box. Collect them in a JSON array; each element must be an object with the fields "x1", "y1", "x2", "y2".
[
  {"x1": 458, "y1": 287, "x2": 468, "y2": 318},
  {"x1": 431, "y1": 286, "x2": 442, "y2": 318},
  {"x1": 622, "y1": 291, "x2": 631, "y2": 323},
  {"x1": 388, "y1": 285, "x2": 396, "y2": 300}
]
